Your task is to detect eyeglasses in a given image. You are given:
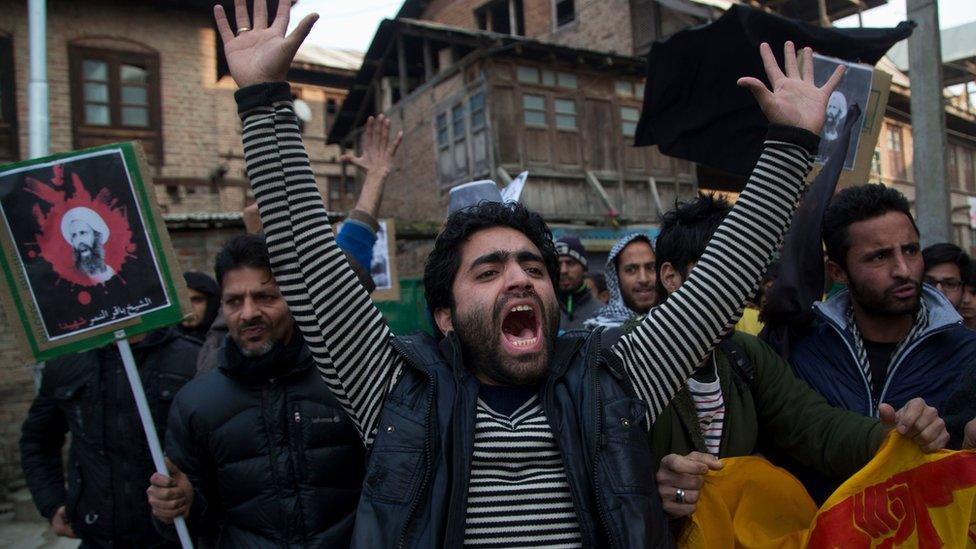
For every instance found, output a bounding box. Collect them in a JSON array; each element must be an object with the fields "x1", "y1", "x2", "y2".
[{"x1": 923, "y1": 276, "x2": 963, "y2": 292}]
